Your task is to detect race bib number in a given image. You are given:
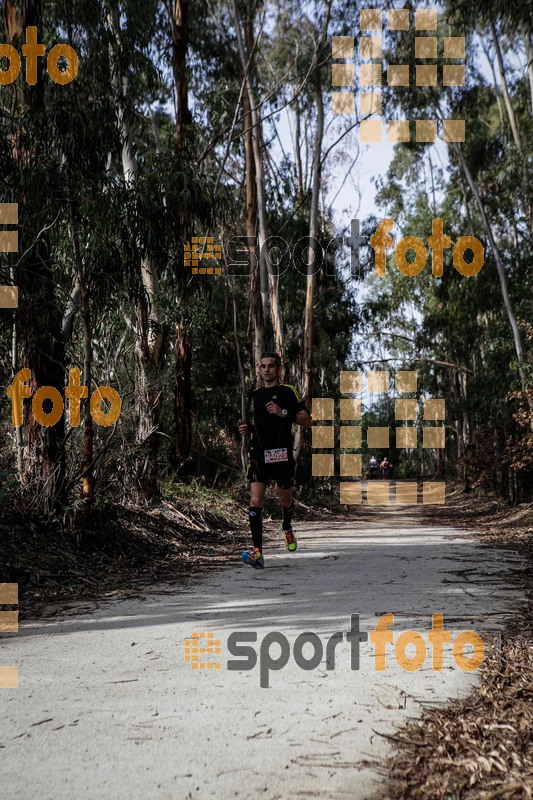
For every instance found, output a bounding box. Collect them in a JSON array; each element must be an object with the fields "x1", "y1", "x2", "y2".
[{"x1": 264, "y1": 448, "x2": 288, "y2": 464}]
